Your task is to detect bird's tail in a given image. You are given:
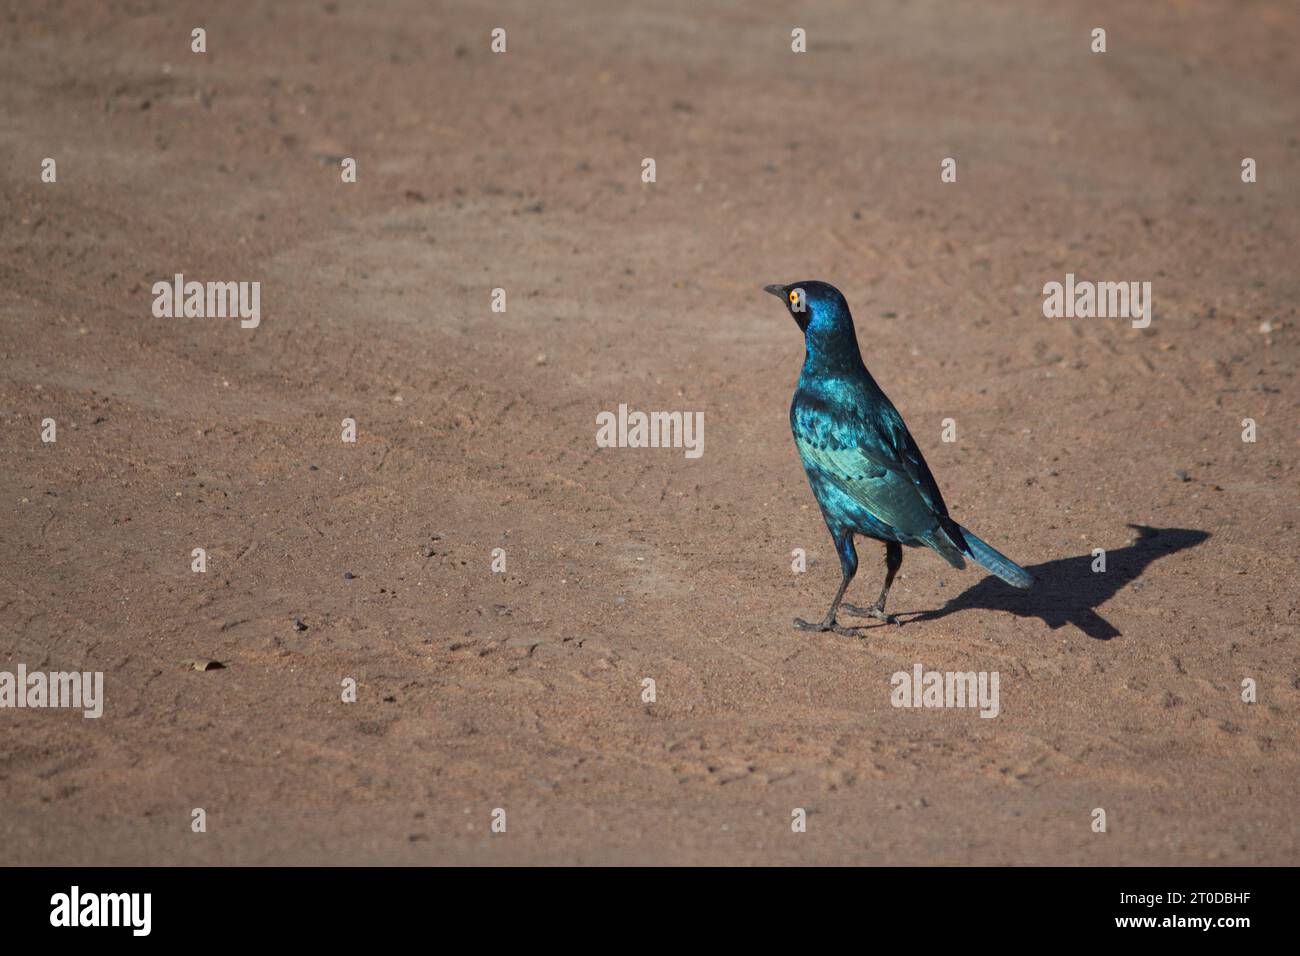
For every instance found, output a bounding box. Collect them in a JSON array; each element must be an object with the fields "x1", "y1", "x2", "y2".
[{"x1": 951, "y1": 523, "x2": 1034, "y2": 589}]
